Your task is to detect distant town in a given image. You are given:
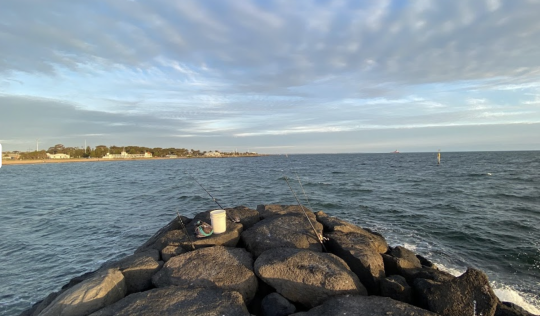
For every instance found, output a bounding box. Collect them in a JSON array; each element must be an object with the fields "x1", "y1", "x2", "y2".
[{"x1": 2, "y1": 144, "x2": 260, "y2": 160}]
